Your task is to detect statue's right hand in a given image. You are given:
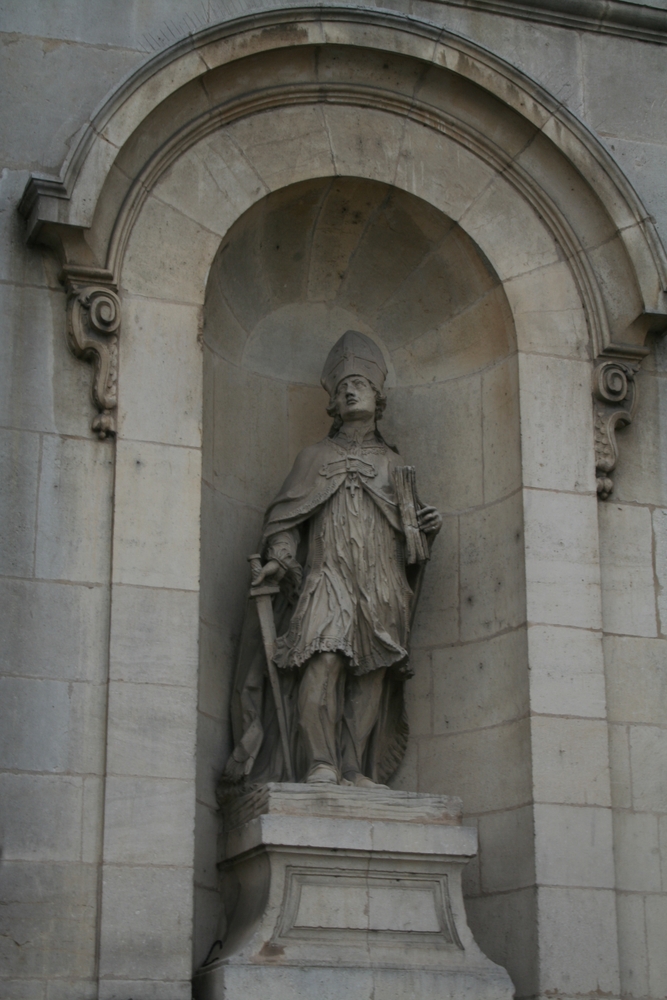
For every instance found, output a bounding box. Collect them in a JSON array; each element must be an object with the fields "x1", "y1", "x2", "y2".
[{"x1": 253, "y1": 559, "x2": 283, "y2": 585}]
